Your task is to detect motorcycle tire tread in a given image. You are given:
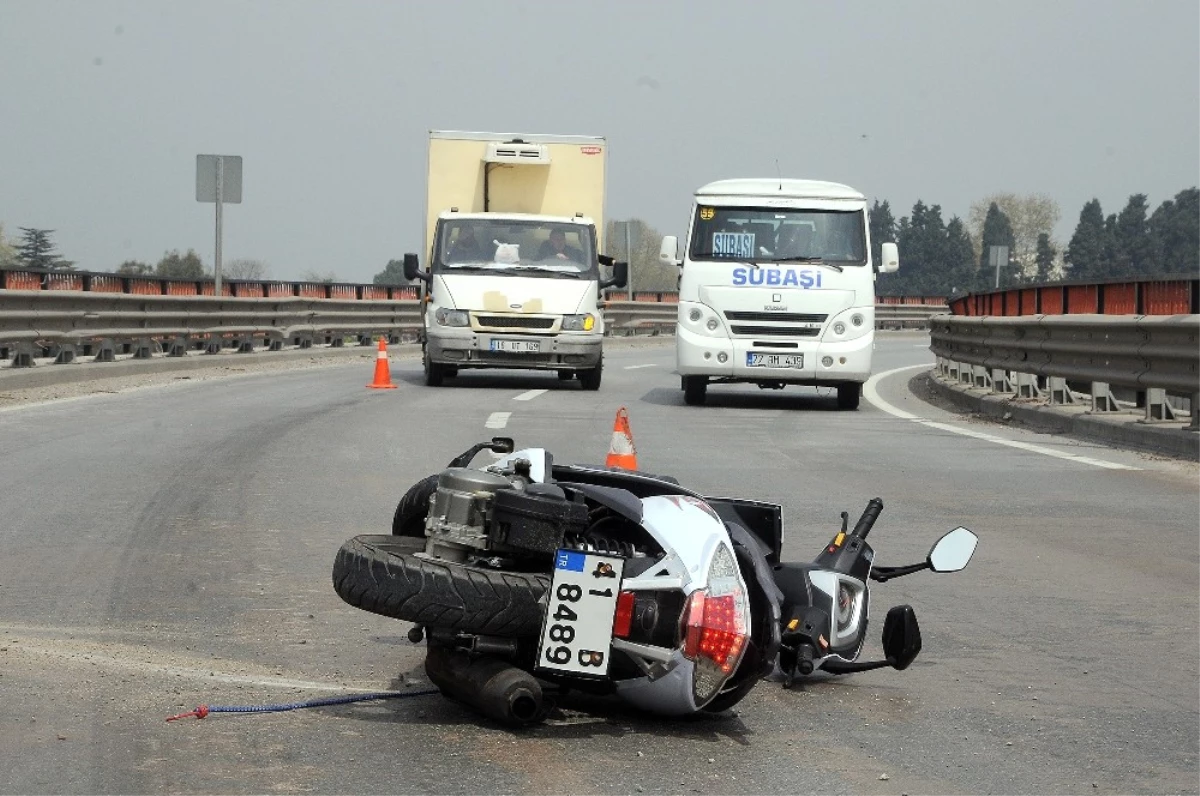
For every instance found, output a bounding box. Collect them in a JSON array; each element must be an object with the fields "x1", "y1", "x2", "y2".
[
  {"x1": 392, "y1": 474, "x2": 439, "y2": 537},
  {"x1": 332, "y1": 535, "x2": 550, "y2": 637}
]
